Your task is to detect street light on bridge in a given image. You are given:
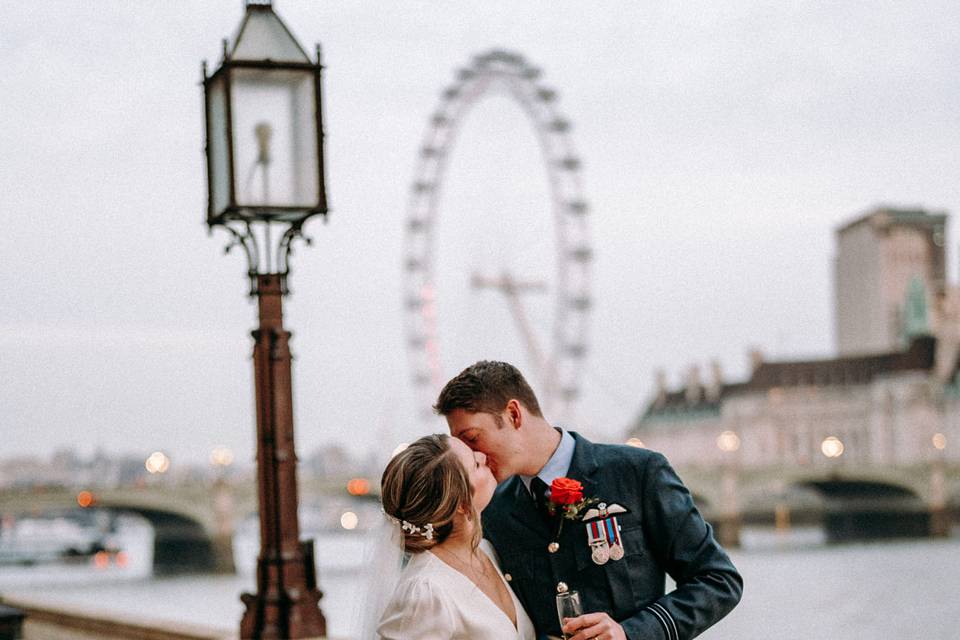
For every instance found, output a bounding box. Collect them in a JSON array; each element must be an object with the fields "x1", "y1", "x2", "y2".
[
  {"x1": 202, "y1": 1, "x2": 328, "y2": 637},
  {"x1": 932, "y1": 432, "x2": 946, "y2": 451},
  {"x1": 930, "y1": 431, "x2": 949, "y2": 536},
  {"x1": 821, "y1": 436, "x2": 845, "y2": 459},
  {"x1": 76, "y1": 491, "x2": 95, "y2": 509},
  {"x1": 716, "y1": 430, "x2": 741, "y2": 454},
  {"x1": 210, "y1": 446, "x2": 236, "y2": 470},
  {"x1": 715, "y1": 430, "x2": 741, "y2": 548},
  {"x1": 145, "y1": 451, "x2": 171, "y2": 474}
]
